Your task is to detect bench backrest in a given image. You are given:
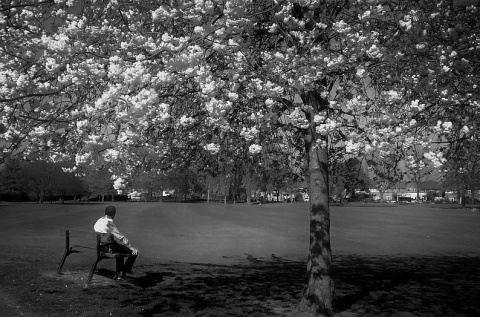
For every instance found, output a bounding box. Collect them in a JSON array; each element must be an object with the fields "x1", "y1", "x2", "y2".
[
  {"x1": 61, "y1": 229, "x2": 130, "y2": 258},
  {"x1": 62, "y1": 229, "x2": 101, "y2": 253}
]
